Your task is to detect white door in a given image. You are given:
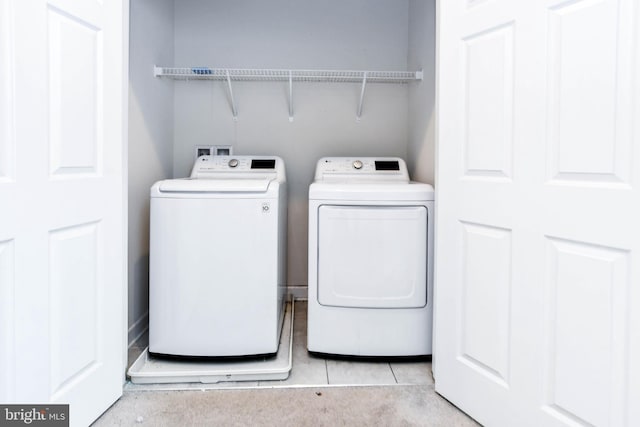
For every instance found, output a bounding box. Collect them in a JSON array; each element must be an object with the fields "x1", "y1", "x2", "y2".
[
  {"x1": 435, "y1": 0, "x2": 639, "y2": 426},
  {"x1": 0, "y1": 0, "x2": 127, "y2": 425}
]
